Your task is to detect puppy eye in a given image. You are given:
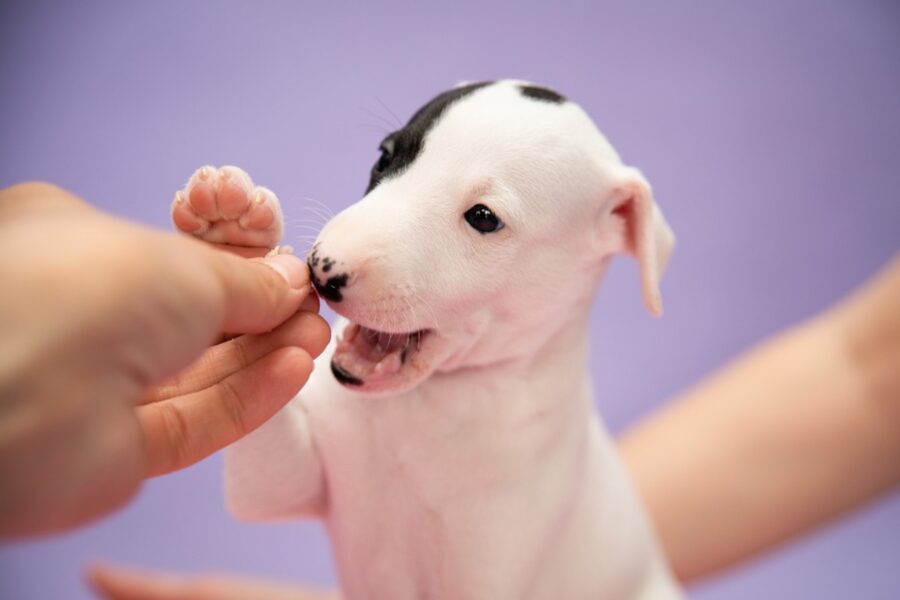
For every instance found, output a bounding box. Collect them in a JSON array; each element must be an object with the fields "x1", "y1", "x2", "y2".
[
  {"x1": 374, "y1": 151, "x2": 392, "y2": 174},
  {"x1": 464, "y1": 204, "x2": 504, "y2": 234},
  {"x1": 373, "y1": 138, "x2": 396, "y2": 176}
]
